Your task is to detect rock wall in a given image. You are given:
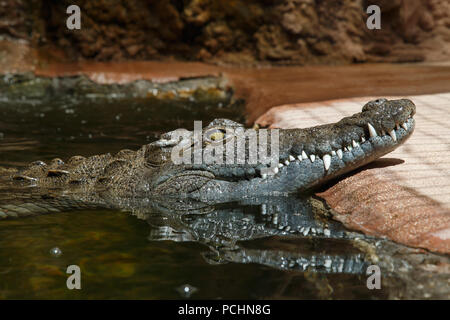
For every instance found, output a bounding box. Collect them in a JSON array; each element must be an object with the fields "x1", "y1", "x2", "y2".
[{"x1": 1, "y1": 0, "x2": 449, "y2": 65}]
